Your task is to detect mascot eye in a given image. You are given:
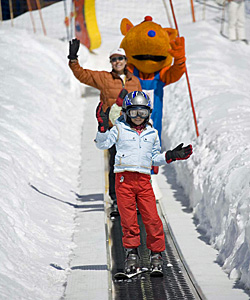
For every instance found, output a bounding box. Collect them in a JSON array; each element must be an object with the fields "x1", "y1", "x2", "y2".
[{"x1": 147, "y1": 30, "x2": 156, "y2": 37}]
